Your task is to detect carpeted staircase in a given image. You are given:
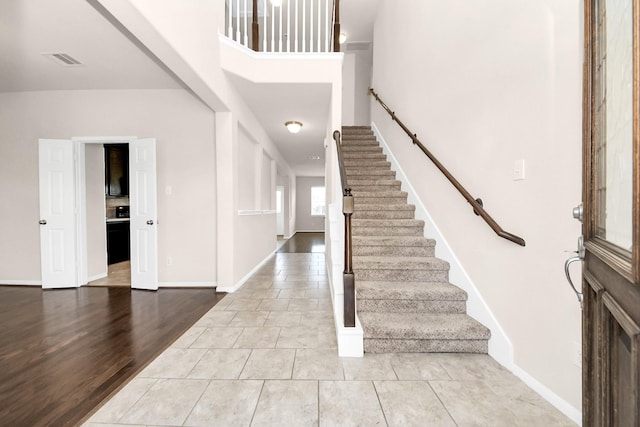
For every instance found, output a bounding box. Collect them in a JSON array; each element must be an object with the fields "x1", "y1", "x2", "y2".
[{"x1": 341, "y1": 126, "x2": 491, "y2": 353}]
